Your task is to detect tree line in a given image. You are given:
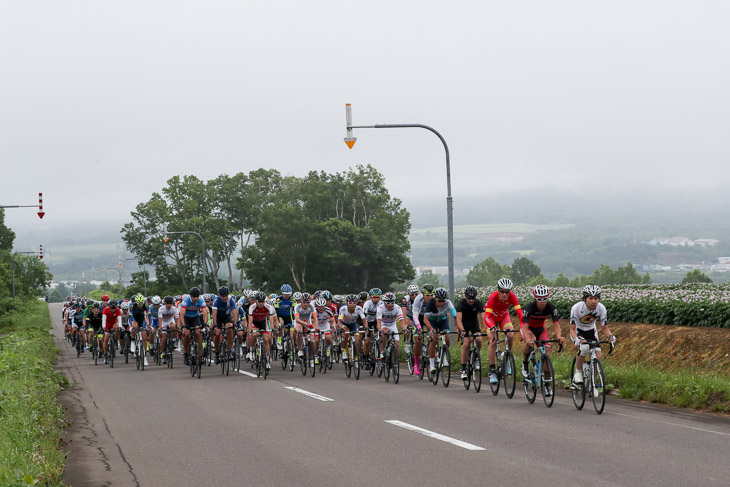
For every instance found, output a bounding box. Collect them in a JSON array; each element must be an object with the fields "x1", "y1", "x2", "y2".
[{"x1": 121, "y1": 165, "x2": 415, "y2": 295}]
